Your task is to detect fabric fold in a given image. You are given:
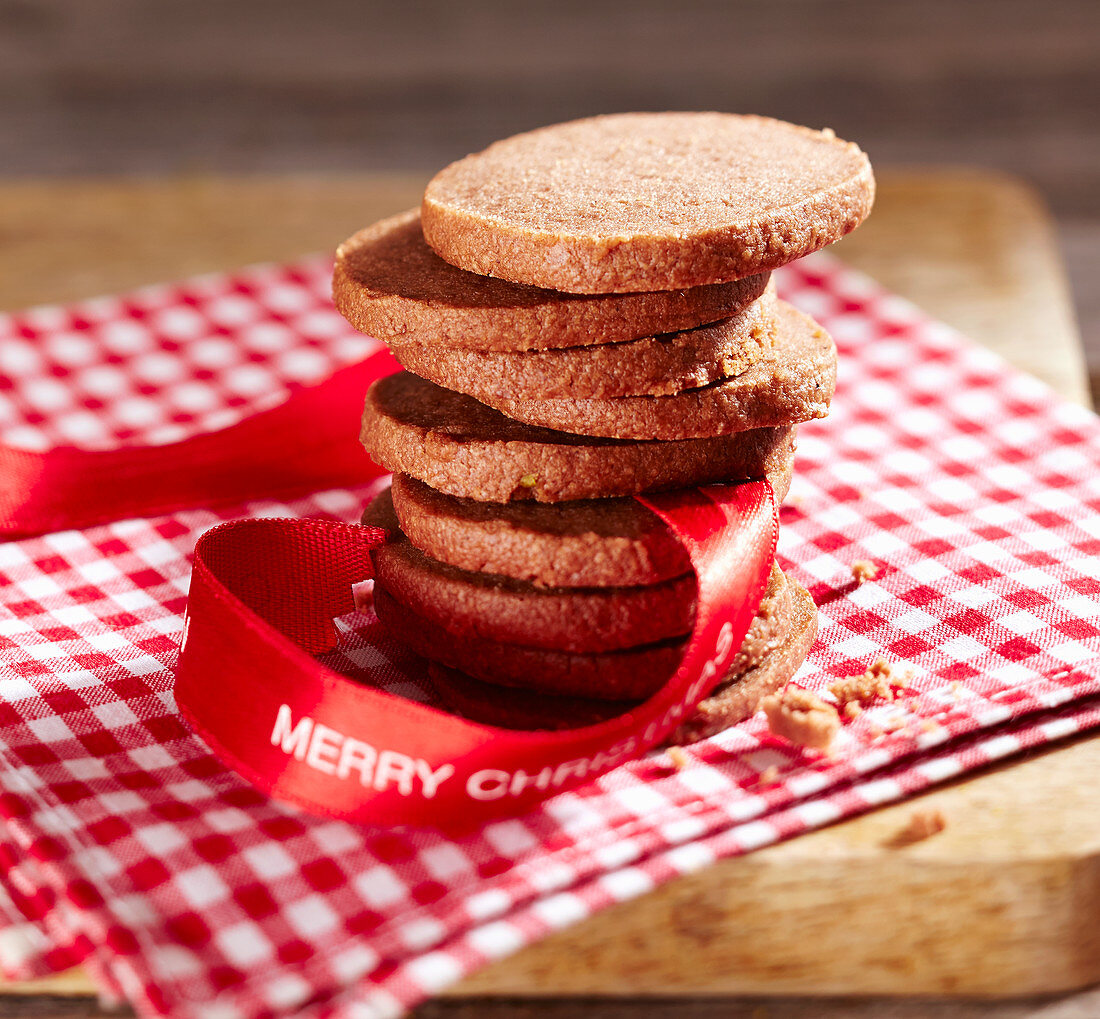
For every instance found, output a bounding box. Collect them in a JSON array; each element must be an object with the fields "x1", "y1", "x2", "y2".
[{"x1": 0, "y1": 253, "x2": 1096, "y2": 1018}]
